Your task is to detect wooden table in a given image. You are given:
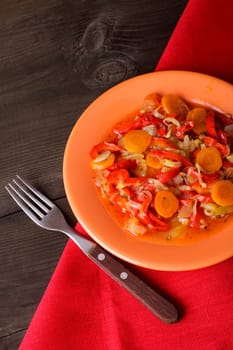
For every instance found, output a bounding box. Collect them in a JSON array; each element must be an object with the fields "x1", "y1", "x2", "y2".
[{"x1": 0, "y1": 1, "x2": 187, "y2": 348}]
